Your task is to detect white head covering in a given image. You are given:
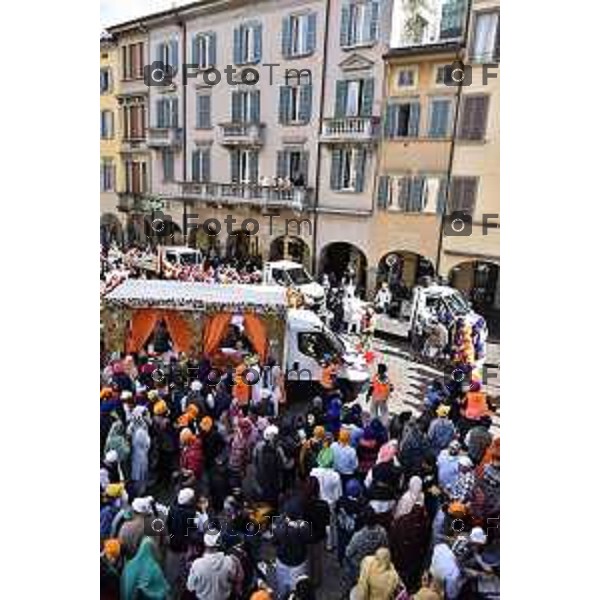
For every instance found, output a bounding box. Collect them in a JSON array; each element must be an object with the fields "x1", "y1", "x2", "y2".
[
  {"x1": 104, "y1": 450, "x2": 119, "y2": 464},
  {"x1": 458, "y1": 455, "x2": 473, "y2": 468},
  {"x1": 120, "y1": 391, "x2": 133, "y2": 401},
  {"x1": 178, "y1": 487, "x2": 195, "y2": 506},
  {"x1": 469, "y1": 527, "x2": 487, "y2": 544},
  {"x1": 205, "y1": 393, "x2": 215, "y2": 409},
  {"x1": 204, "y1": 531, "x2": 221, "y2": 548},
  {"x1": 131, "y1": 497, "x2": 153, "y2": 515},
  {"x1": 264, "y1": 425, "x2": 279, "y2": 442},
  {"x1": 394, "y1": 475, "x2": 424, "y2": 518},
  {"x1": 191, "y1": 380, "x2": 202, "y2": 392},
  {"x1": 100, "y1": 468, "x2": 109, "y2": 491}
]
